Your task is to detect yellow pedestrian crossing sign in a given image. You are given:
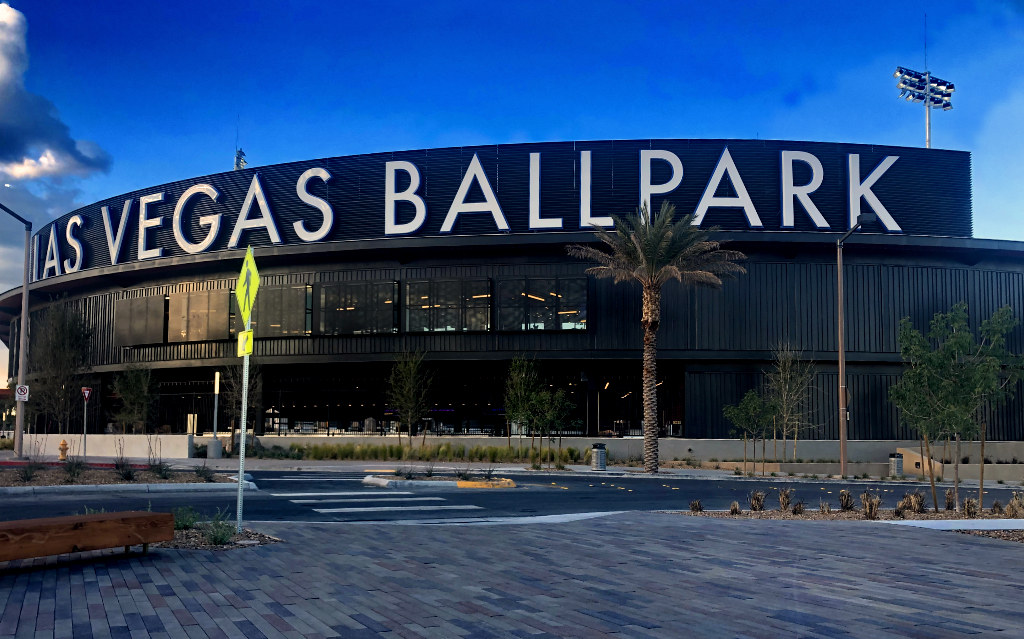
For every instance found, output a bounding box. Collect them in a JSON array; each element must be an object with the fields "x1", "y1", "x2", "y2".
[
  {"x1": 235, "y1": 246, "x2": 259, "y2": 325},
  {"x1": 237, "y1": 330, "x2": 253, "y2": 357}
]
